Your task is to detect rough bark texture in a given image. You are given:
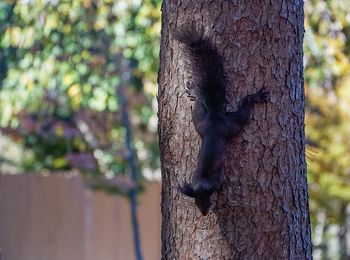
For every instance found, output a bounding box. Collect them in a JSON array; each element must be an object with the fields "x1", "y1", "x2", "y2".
[{"x1": 157, "y1": 1, "x2": 312, "y2": 259}]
